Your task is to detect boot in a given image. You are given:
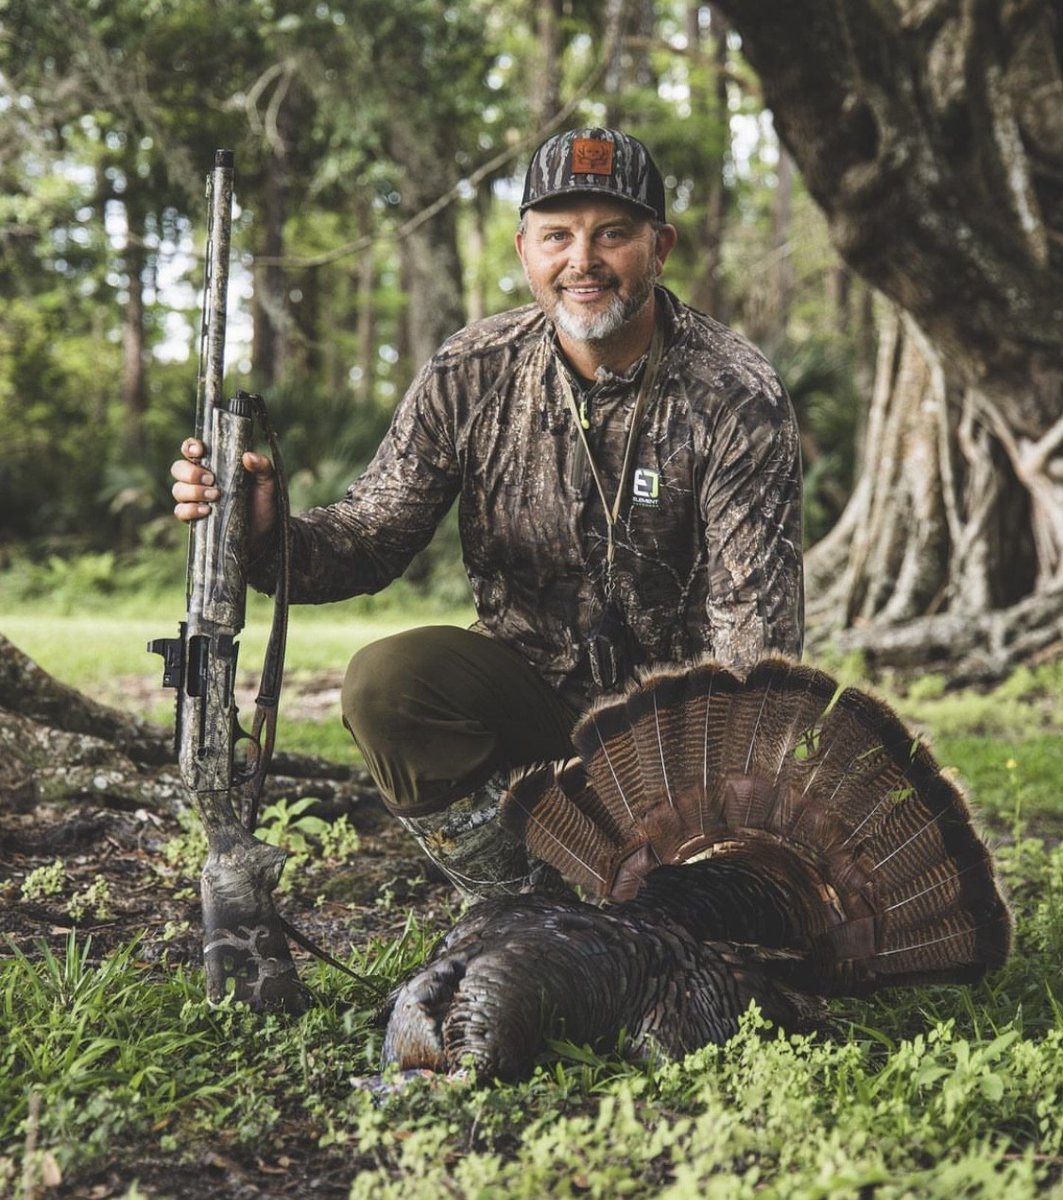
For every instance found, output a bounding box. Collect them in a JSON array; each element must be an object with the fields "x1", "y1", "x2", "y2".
[{"x1": 396, "y1": 774, "x2": 571, "y2": 900}]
